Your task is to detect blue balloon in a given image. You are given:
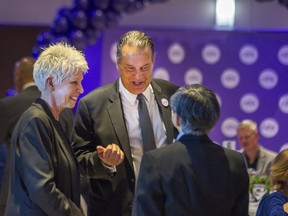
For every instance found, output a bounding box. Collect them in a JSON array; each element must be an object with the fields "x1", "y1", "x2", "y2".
[
  {"x1": 125, "y1": 0, "x2": 145, "y2": 14},
  {"x1": 69, "y1": 30, "x2": 87, "y2": 50},
  {"x1": 86, "y1": 27, "x2": 102, "y2": 45},
  {"x1": 91, "y1": 0, "x2": 110, "y2": 10},
  {"x1": 89, "y1": 9, "x2": 106, "y2": 30},
  {"x1": 112, "y1": 0, "x2": 127, "y2": 13},
  {"x1": 105, "y1": 10, "x2": 122, "y2": 28},
  {"x1": 37, "y1": 31, "x2": 53, "y2": 47},
  {"x1": 32, "y1": 45, "x2": 43, "y2": 59},
  {"x1": 73, "y1": 0, "x2": 90, "y2": 11},
  {"x1": 52, "y1": 35, "x2": 69, "y2": 44},
  {"x1": 57, "y1": 7, "x2": 71, "y2": 18},
  {"x1": 52, "y1": 16, "x2": 69, "y2": 34},
  {"x1": 70, "y1": 9, "x2": 88, "y2": 29}
]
